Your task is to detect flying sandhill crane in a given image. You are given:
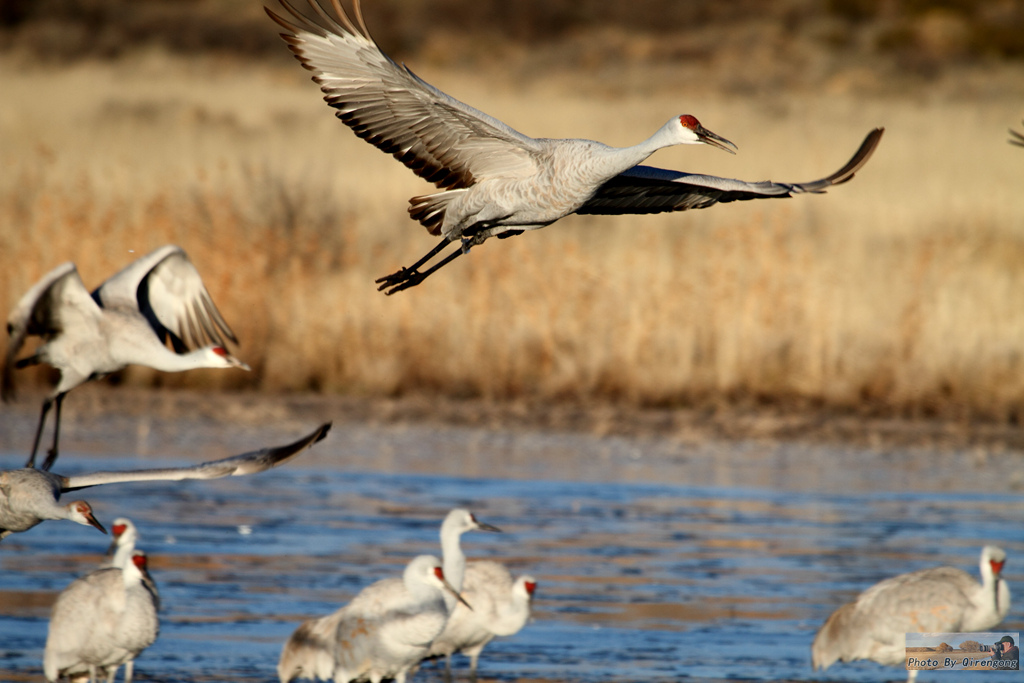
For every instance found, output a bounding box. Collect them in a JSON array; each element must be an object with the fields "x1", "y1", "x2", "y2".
[
  {"x1": 44, "y1": 549, "x2": 160, "y2": 683},
  {"x1": 3, "y1": 245, "x2": 250, "y2": 471},
  {"x1": 265, "y1": 0, "x2": 884, "y2": 295},
  {"x1": 1011, "y1": 121, "x2": 1024, "y2": 147},
  {"x1": 278, "y1": 554, "x2": 469, "y2": 683},
  {"x1": 425, "y1": 564, "x2": 536, "y2": 679},
  {"x1": 0, "y1": 423, "x2": 330, "y2": 541},
  {"x1": 812, "y1": 546, "x2": 1010, "y2": 683}
]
